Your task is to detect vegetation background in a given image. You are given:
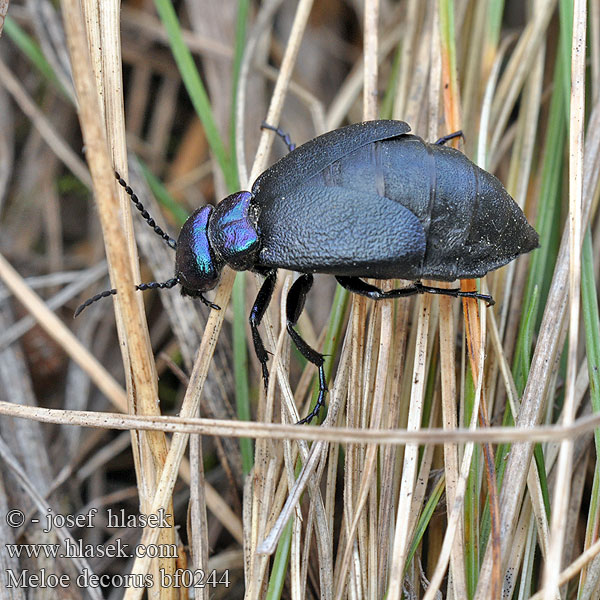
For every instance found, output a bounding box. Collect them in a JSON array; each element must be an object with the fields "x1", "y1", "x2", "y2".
[{"x1": 0, "y1": 0, "x2": 598, "y2": 599}]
